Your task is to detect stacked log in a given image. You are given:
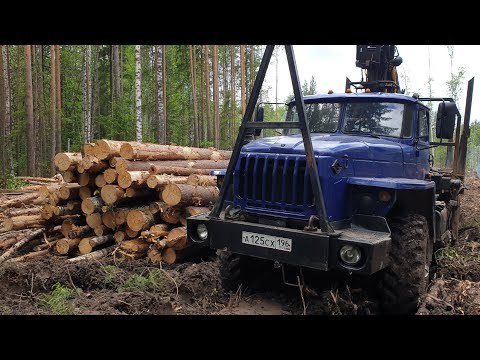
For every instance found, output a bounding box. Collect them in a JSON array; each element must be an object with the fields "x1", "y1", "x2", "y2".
[{"x1": 0, "y1": 139, "x2": 229, "y2": 264}]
